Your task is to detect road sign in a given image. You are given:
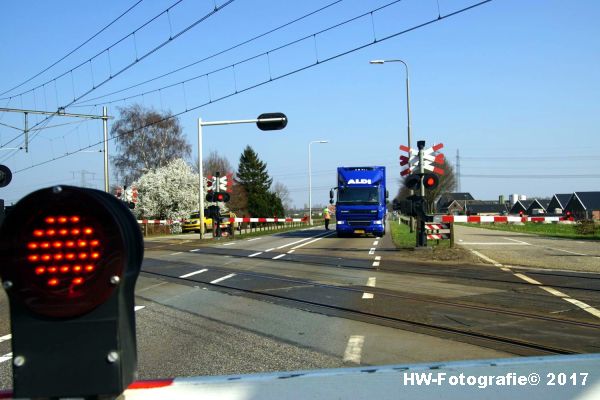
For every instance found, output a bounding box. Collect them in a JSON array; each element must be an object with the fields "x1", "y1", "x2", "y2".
[
  {"x1": 425, "y1": 223, "x2": 451, "y2": 240},
  {"x1": 400, "y1": 143, "x2": 445, "y2": 176}
]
